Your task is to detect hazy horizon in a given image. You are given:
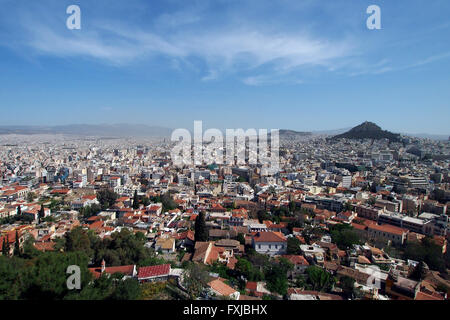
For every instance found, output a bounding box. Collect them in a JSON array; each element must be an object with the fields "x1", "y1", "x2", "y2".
[
  {"x1": 1, "y1": 1, "x2": 449, "y2": 135},
  {"x1": 0, "y1": 122, "x2": 448, "y2": 138}
]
